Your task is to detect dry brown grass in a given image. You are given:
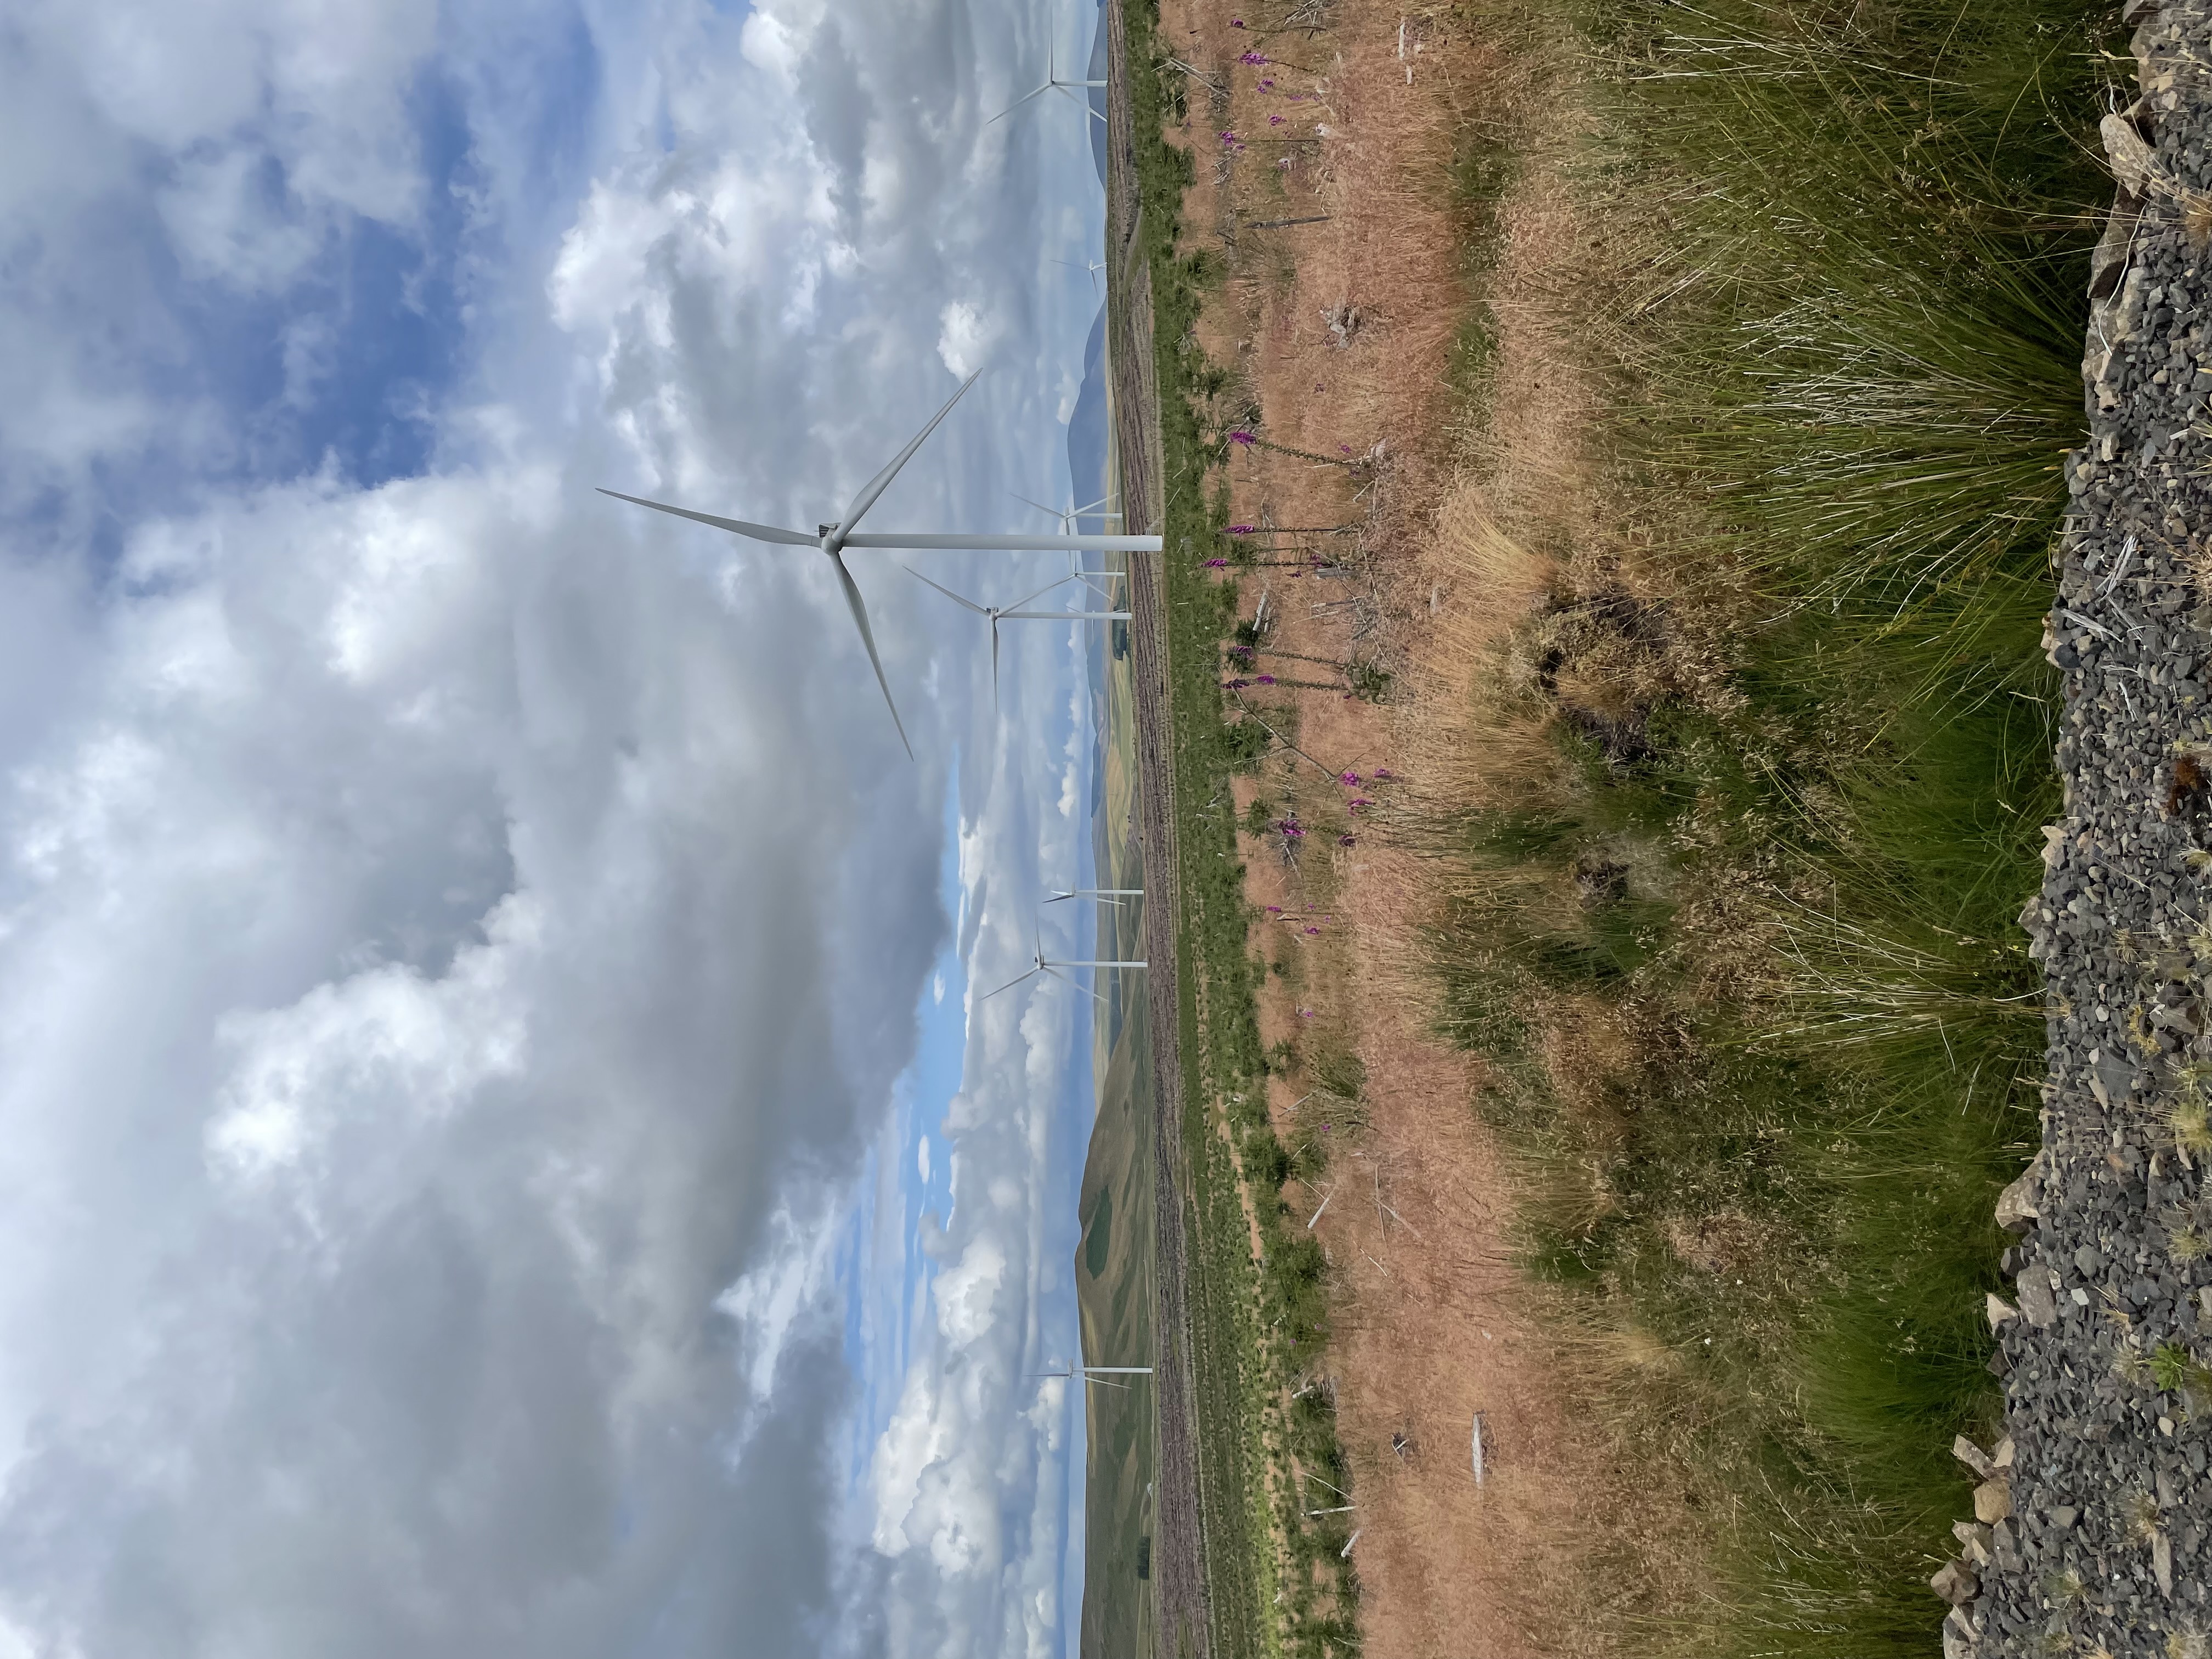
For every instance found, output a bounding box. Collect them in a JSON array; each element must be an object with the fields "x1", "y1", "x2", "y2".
[{"x1": 1148, "y1": 0, "x2": 1724, "y2": 1651}]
